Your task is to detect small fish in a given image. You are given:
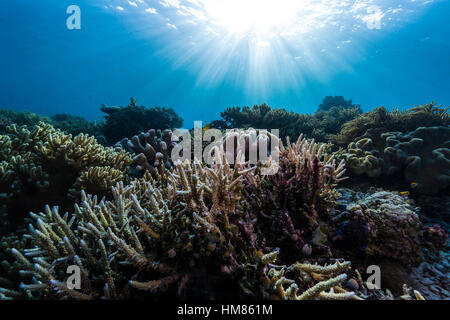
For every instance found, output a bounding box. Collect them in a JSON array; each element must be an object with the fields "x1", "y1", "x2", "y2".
[
  {"x1": 311, "y1": 227, "x2": 327, "y2": 246},
  {"x1": 400, "y1": 191, "x2": 410, "y2": 197},
  {"x1": 410, "y1": 182, "x2": 419, "y2": 189},
  {"x1": 203, "y1": 123, "x2": 211, "y2": 131}
]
